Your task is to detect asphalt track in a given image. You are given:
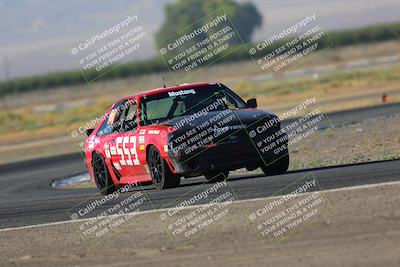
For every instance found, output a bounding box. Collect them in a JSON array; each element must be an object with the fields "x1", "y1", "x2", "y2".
[{"x1": 0, "y1": 103, "x2": 399, "y2": 229}]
